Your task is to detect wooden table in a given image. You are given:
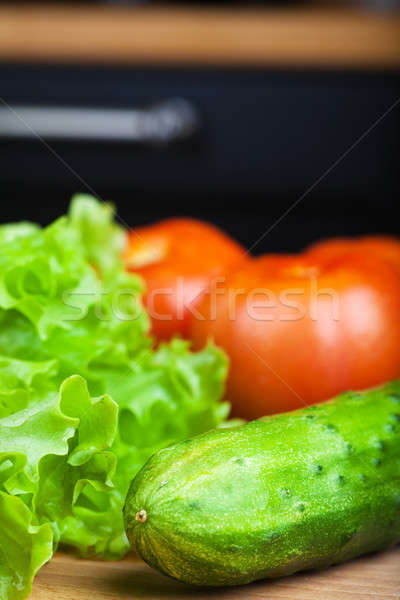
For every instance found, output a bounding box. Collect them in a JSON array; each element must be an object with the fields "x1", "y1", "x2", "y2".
[{"x1": 32, "y1": 546, "x2": 400, "y2": 600}]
